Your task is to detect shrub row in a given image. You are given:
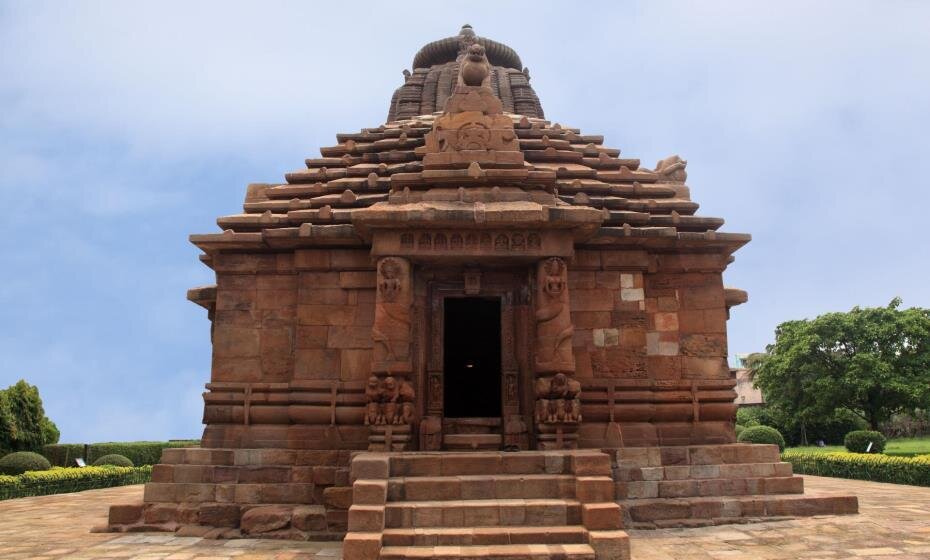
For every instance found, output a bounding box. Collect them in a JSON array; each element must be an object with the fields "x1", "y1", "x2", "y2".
[
  {"x1": 0, "y1": 451, "x2": 51, "y2": 475},
  {"x1": 844, "y1": 430, "x2": 887, "y2": 453},
  {"x1": 42, "y1": 440, "x2": 199, "y2": 467},
  {"x1": 738, "y1": 425, "x2": 786, "y2": 451},
  {"x1": 782, "y1": 451, "x2": 930, "y2": 487},
  {"x1": 737, "y1": 406, "x2": 868, "y2": 446},
  {"x1": 0, "y1": 465, "x2": 152, "y2": 500}
]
